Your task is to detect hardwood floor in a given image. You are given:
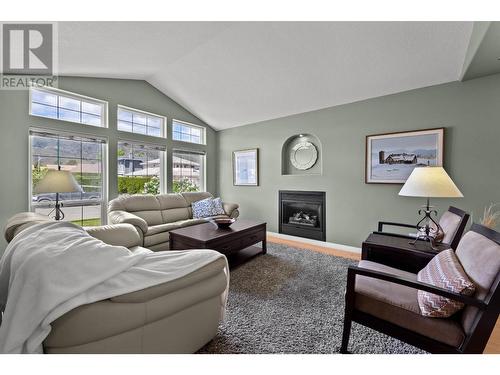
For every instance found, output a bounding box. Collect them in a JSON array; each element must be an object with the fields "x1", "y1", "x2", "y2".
[{"x1": 266, "y1": 234, "x2": 500, "y2": 354}]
